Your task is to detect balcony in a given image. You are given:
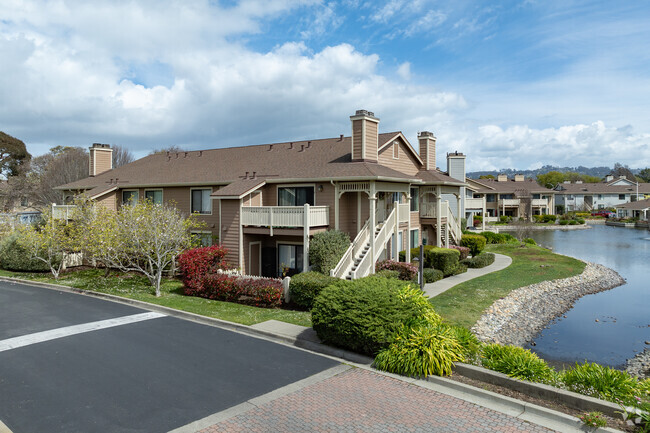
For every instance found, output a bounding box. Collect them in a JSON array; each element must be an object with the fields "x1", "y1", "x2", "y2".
[
  {"x1": 498, "y1": 199, "x2": 520, "y2": 207},
  {"x1": 531, "y1": 198, "x2": 549, "y2": 207},
  {"x1": 241, "y1": 205, "x2": 329, "y2": 230},
  {"x1": 52, "y1": 205, "x2": 77, "y2": 220},
  {"x1": 465, "y1": 198, "x2": 484, "y2": 209}
]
